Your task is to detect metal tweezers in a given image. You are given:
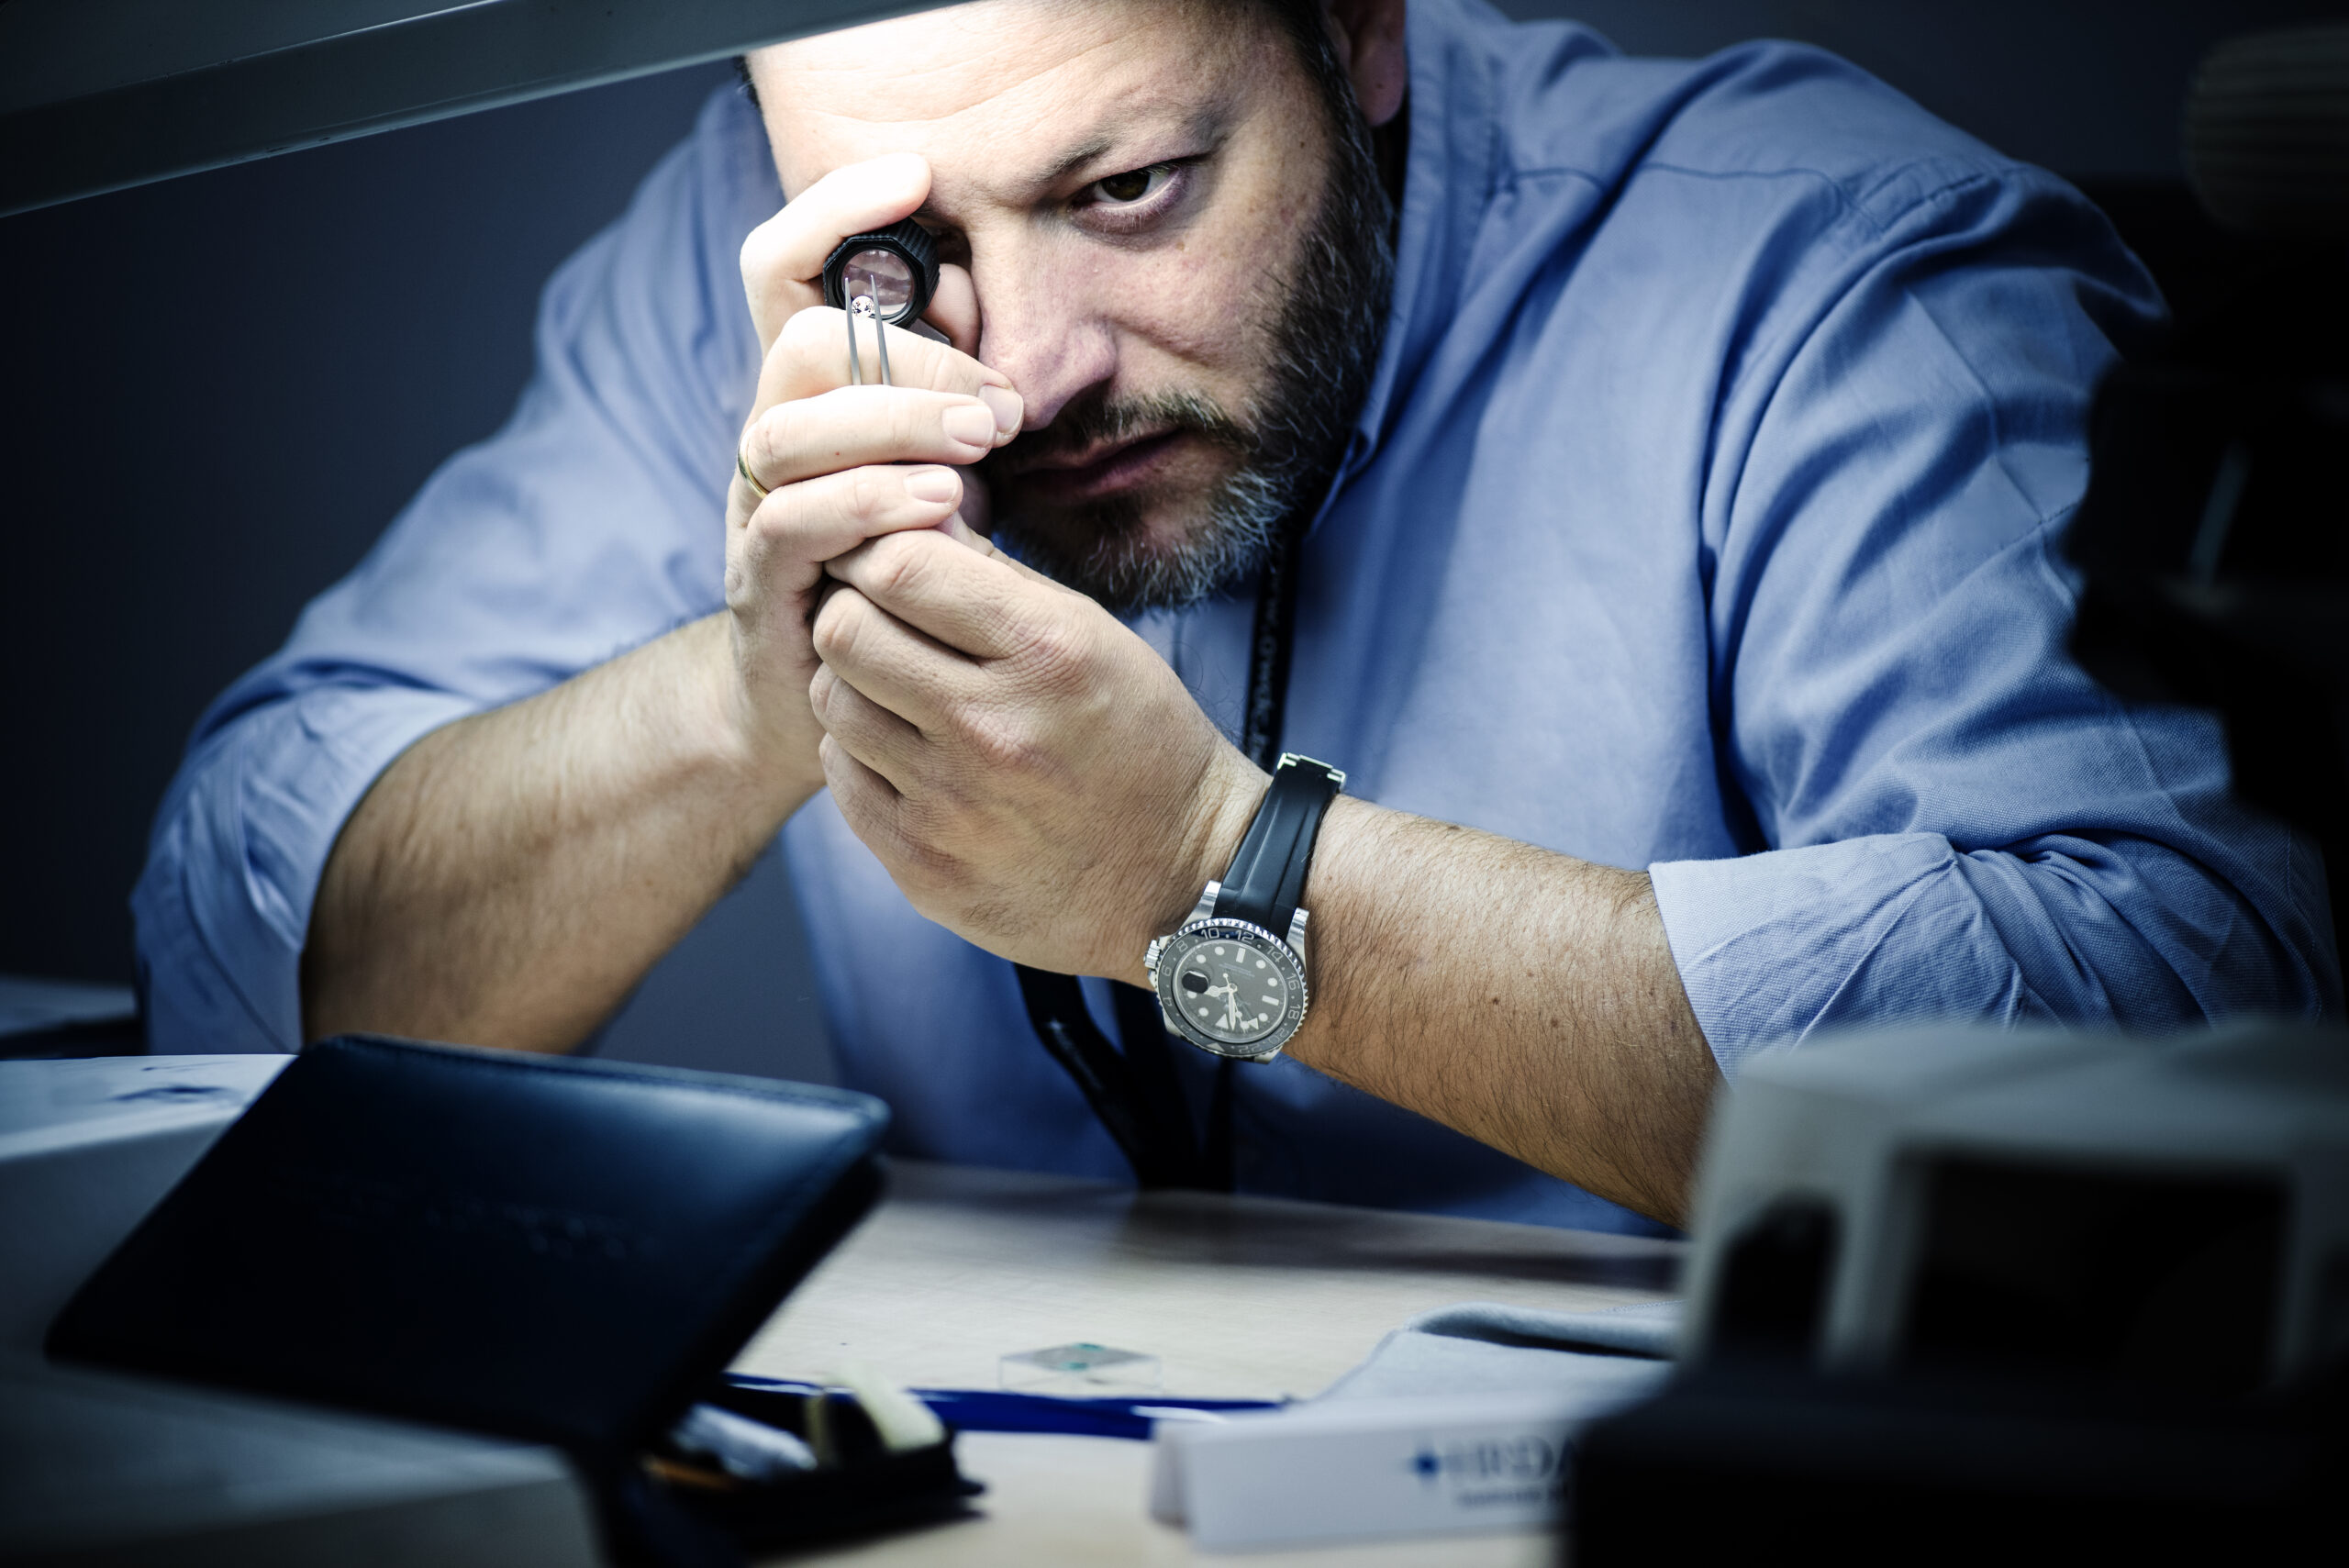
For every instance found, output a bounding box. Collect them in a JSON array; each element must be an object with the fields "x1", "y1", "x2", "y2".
[{"x1": 847, "y1": 286, "x2": 894, "y2": 386}]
